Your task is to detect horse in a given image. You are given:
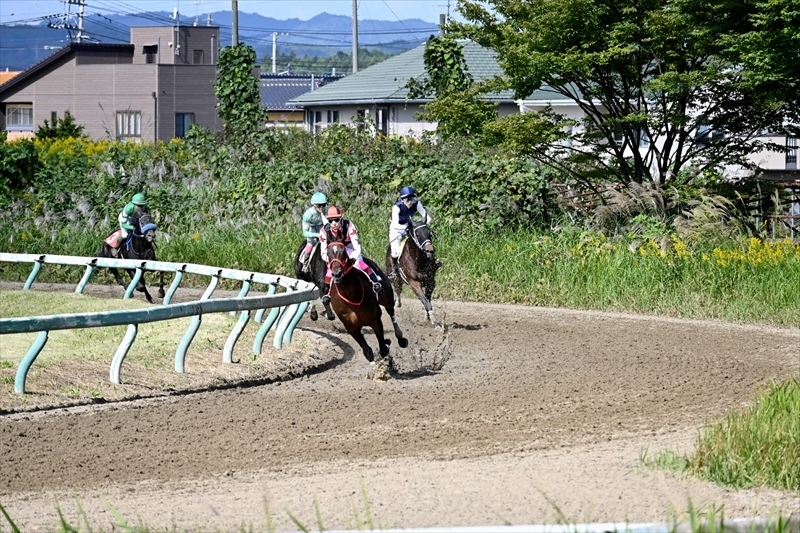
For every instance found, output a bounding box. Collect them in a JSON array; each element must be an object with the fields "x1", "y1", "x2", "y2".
[
  {"x1": 385, "y1": 217, "x2": 442, "y2": 325},
  {"x1": 99, "y1": 213, "x2": 165, "y2": 304},
  {"x1": 293, "y1": 241, "x2": 335, "y2": 321},
  {"x1": 326, "y1": 241, "x2": 408, "y2": 369}
]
